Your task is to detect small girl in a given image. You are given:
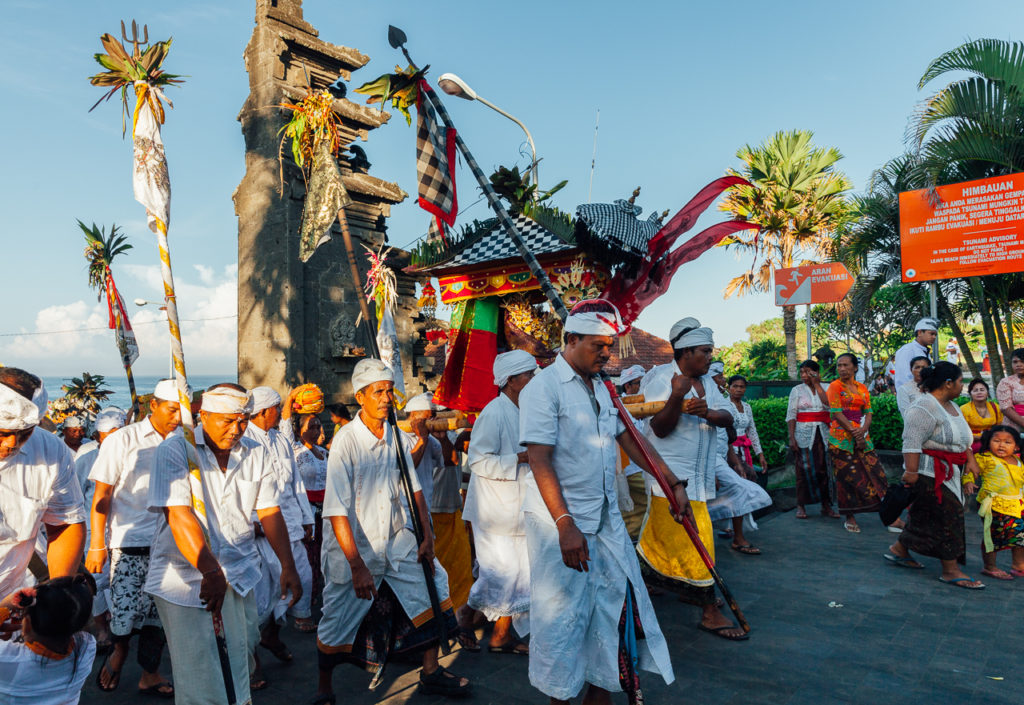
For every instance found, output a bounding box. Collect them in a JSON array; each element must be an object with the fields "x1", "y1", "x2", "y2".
[
  {"x1": 970, "y1": 425, "x2": 1024, "y2": 580},
  {"x1": 0, "y1": 575, "x2": 97, "y2": 705}
]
